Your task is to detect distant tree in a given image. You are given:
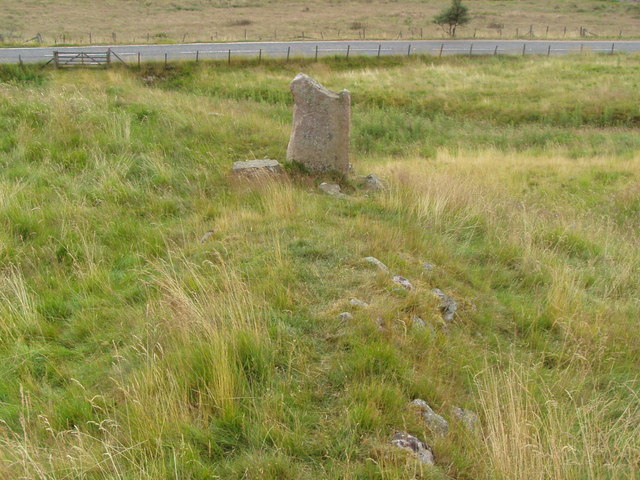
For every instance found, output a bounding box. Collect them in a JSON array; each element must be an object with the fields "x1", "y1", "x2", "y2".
[{"x1": 433, "y1": 0, "x2": 471, "y2": 38}]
